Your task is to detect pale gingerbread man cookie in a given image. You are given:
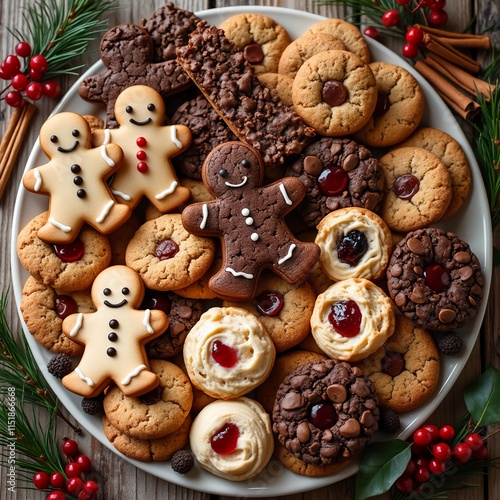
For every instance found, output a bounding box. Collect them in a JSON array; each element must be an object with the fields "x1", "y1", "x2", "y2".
[
  {"x1": 94, "y1": 85, "x2": 191, "y2": 213},
  {"x1": 23, "y1": 112, "x2": 131, "y2": 244},
  {"x1": 62, "y1": 265, "x2": 168, "y2": 398}
]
